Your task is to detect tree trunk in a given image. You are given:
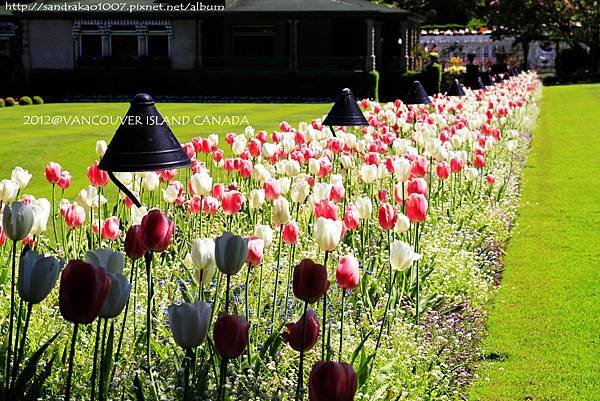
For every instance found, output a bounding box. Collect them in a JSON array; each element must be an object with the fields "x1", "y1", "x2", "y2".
[{"x1": 522, "y1": 40, "x2": 530, "y2": 71}]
